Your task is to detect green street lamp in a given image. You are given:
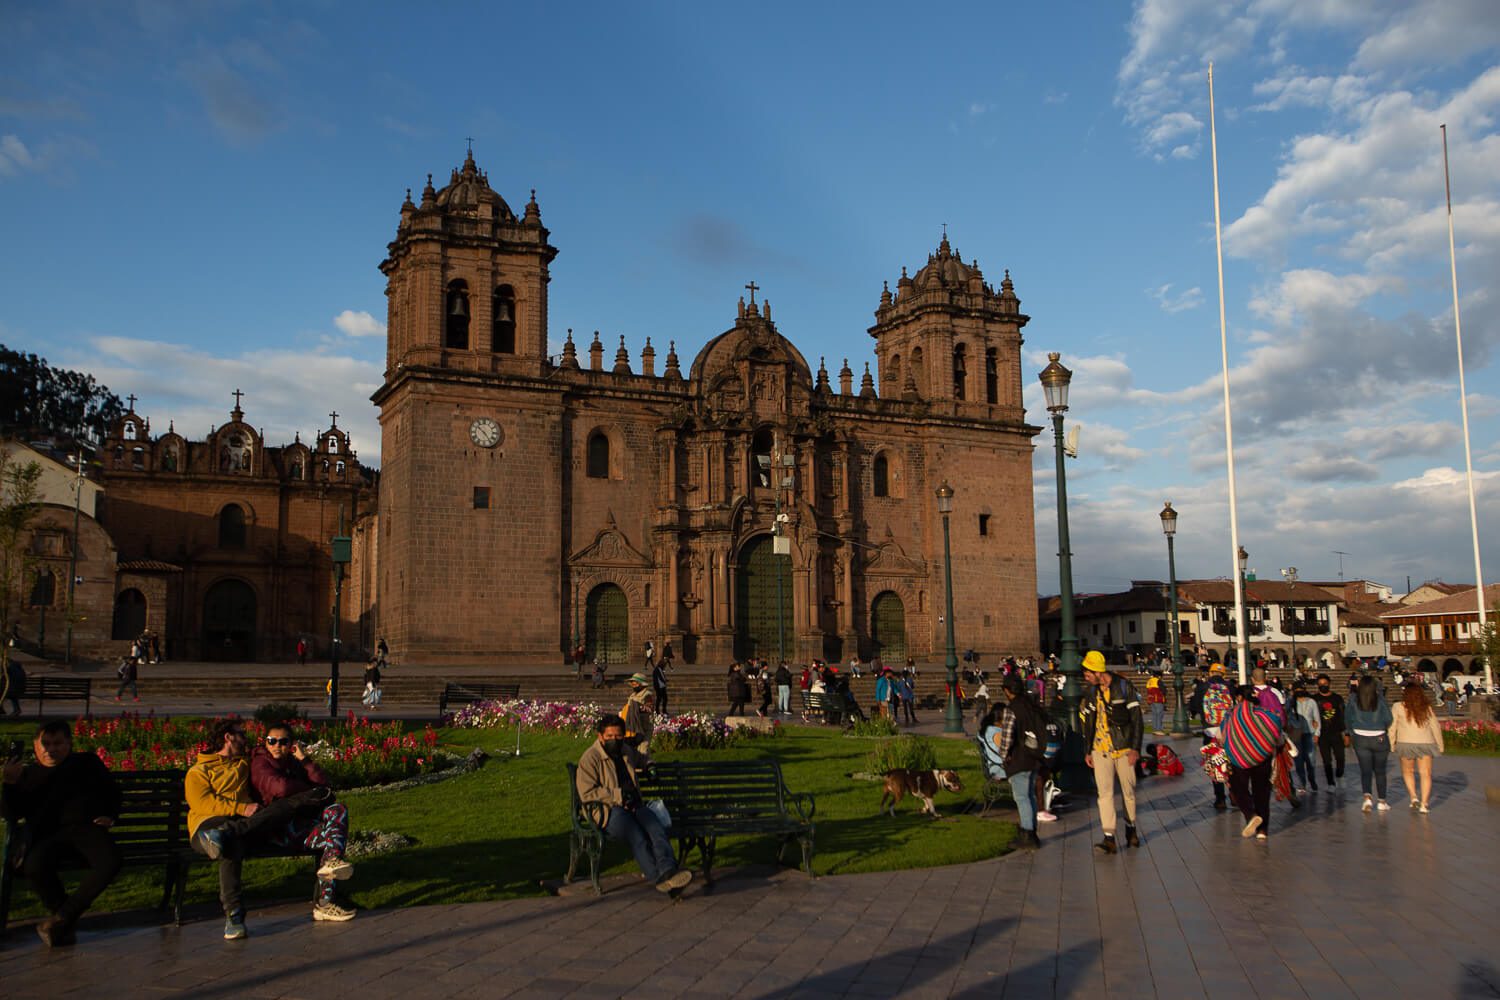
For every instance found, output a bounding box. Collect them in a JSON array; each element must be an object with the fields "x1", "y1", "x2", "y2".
[
  {"x1": 1160, "y1": 501, "x2": 1188, "y2": 736},
  {"x1": 936, "y1": 481, "x2": 963, "y2": 734},
  {"x1": 329, "y1": 506, "x2": 351, "y2": 719},
  {"x1": 1039, "y1": 352, "x2": 1082, "y2": 732}
]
